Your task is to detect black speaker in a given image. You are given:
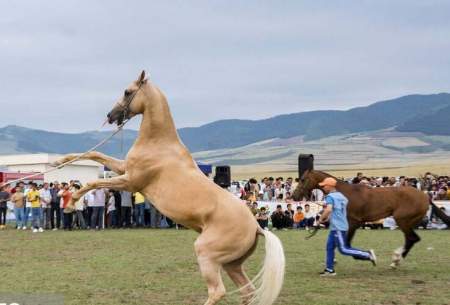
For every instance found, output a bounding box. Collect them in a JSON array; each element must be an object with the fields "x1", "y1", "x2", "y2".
[
  {"x1": 298, "y1": 154, "x2": 314, "y2": 179},
  {"x1": 214, "y1": 166, "x2": 231, "y2": 188}
]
